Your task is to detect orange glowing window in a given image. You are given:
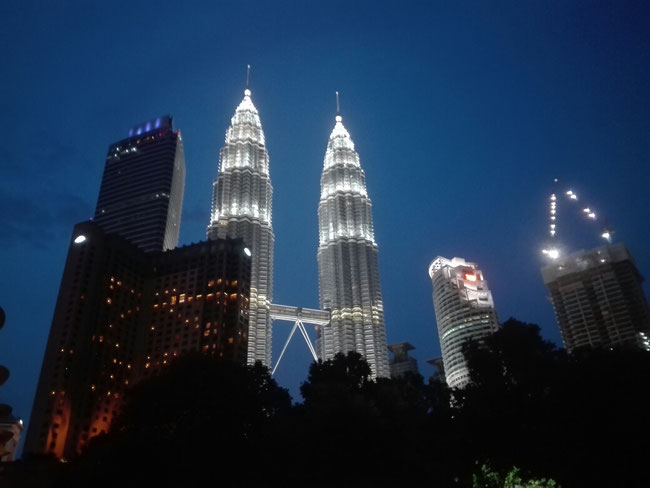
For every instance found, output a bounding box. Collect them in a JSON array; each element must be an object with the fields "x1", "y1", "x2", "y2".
[
  {"x1": 179, "y1": 294, "x2": 186, "y2": 303},
  {"x1": 170, "y1": 296, "x2": 177, "y2": 305},
  {"x1": 208, "y1": 280, "x2": 214, "y2": 287},
  {"x1": 464, "y1": 274, "x2": 477, "y2": 282}
]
